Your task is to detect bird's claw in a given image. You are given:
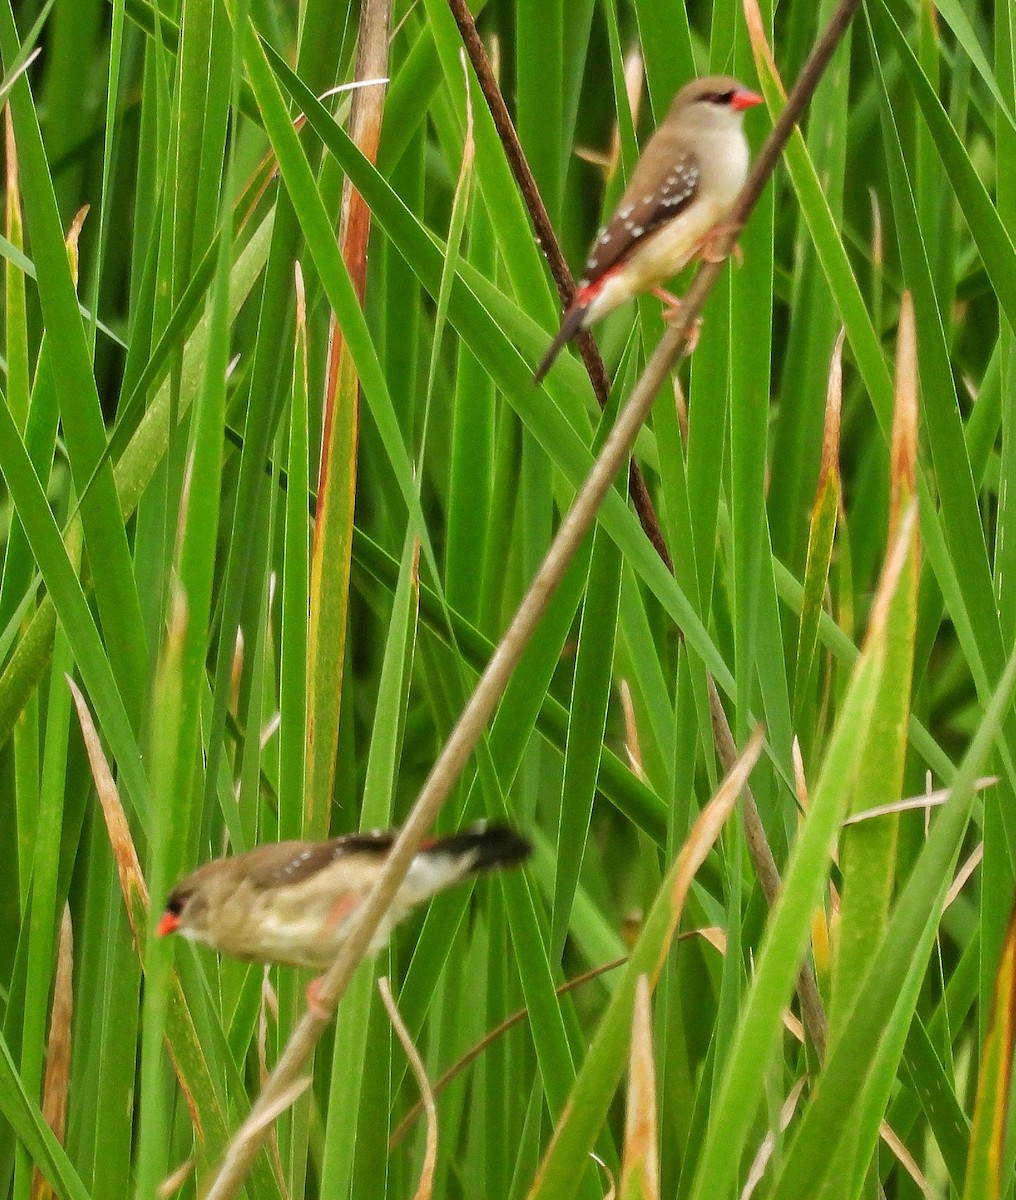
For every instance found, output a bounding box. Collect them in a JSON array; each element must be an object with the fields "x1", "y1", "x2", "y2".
[
  {"x1": 680, "y1": 315, "x2": 703, "y2": 354},
  {"x1": 651, "y1": 285, "x2": 682, "y2": 317},
  {"x1": 650, "y1": 288, "x2": 702, "y2": 352},
  {"x1": 698, "y1": 222, "x2": 743, "y2": 265},
  {"x1": 657, "y1": 290, "x2": 705, "y2": 350},
  {"x1": 306, "y1": 976, "x2": 331, "y2": 1020}
]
